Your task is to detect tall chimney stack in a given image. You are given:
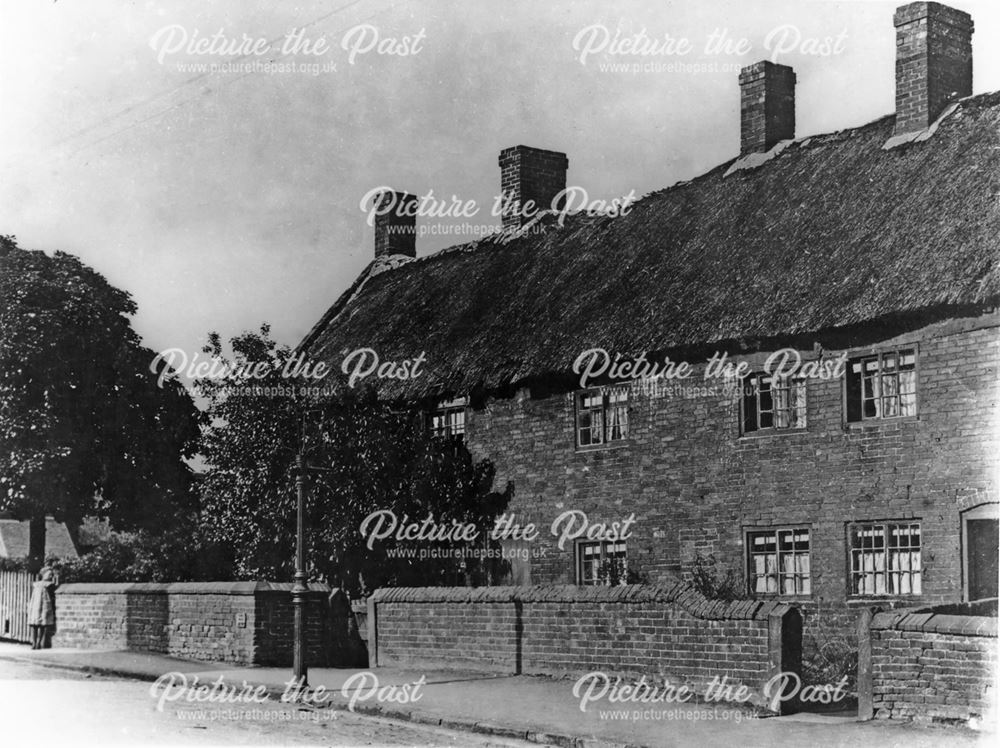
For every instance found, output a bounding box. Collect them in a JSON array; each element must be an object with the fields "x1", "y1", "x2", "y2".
[
  {"x1": 739, "y1": 61, "x2": 796, "y2": 155},
  {"x1": 893, "y1": 2, "x2": 974, "y2": 136},
  {"x1": 373, "y1": 190, "x2": 417, "y2": 259},
  {"x1": 498, "y1": 145, "x2": 568, "y2": 232}
]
